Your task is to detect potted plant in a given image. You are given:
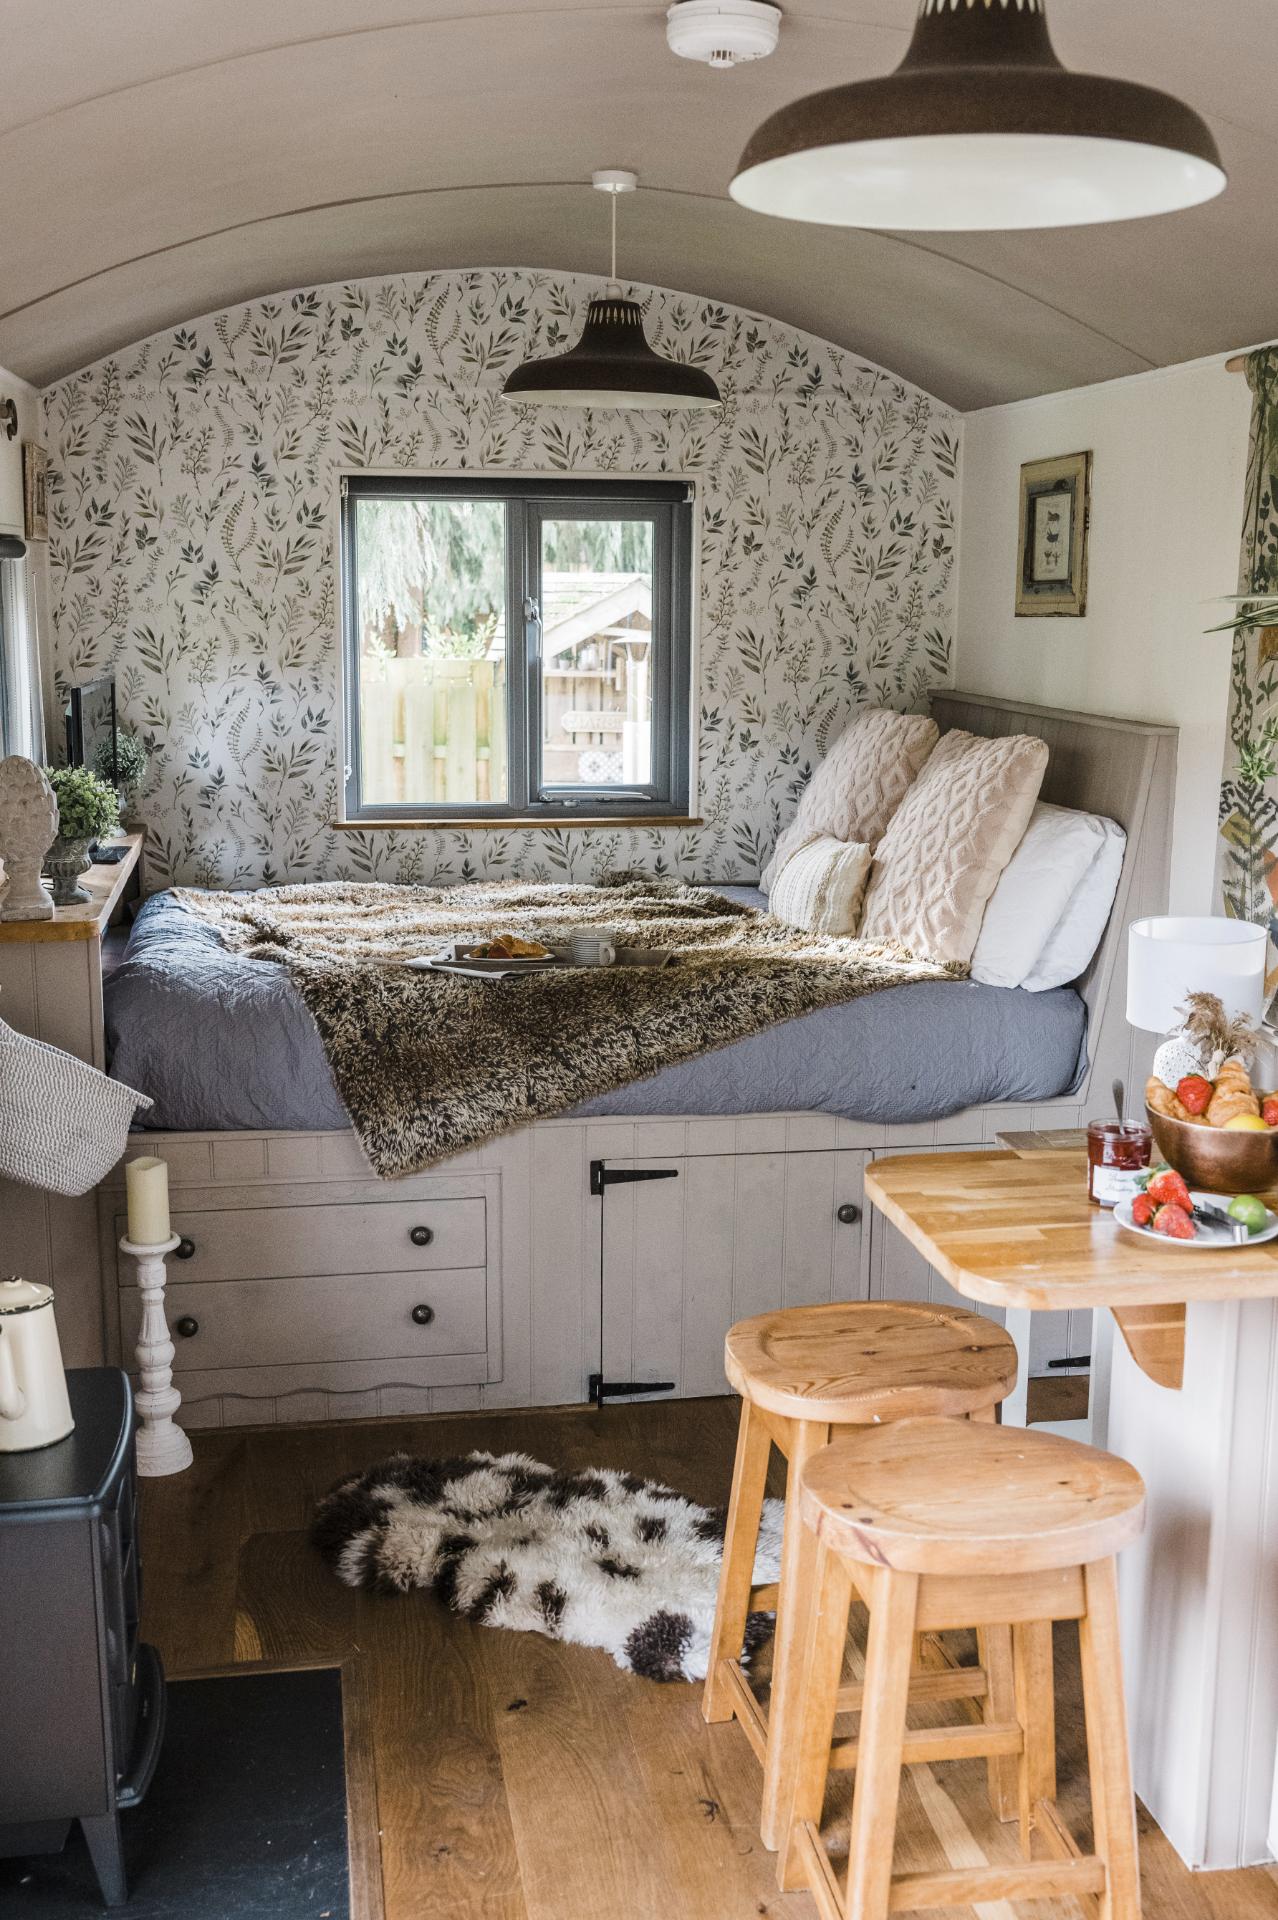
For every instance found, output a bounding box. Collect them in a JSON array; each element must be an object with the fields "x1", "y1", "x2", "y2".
[
  {"x1": 93, "y1": 728, "x2": 149, "y2": 827},
  {"x1": 41, "y1": 766, "x2": 120, "y2": 905}
]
